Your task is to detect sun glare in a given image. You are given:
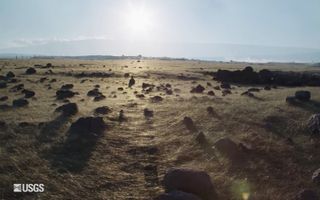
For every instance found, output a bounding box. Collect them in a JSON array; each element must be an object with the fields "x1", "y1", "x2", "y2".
[{"x1": 124, "y1": 4, "x2": 154, "y2": 38}]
